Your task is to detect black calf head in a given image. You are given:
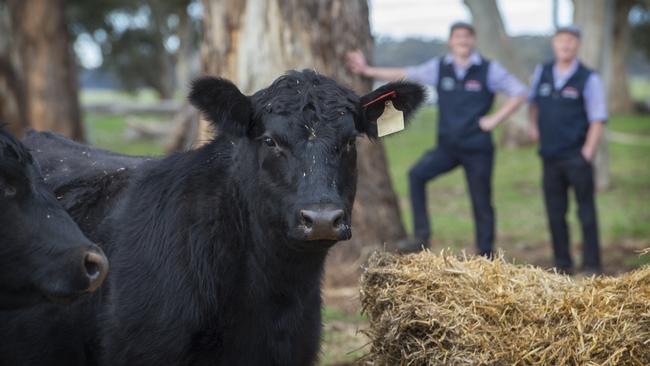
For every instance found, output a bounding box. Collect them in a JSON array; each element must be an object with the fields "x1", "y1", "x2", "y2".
[
  {"x1": 0, "y1": 129, "x2": 109, "y2": 309},
  {"x1": 190, "y1": 70, "x2": 424, "y2": 249}
]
